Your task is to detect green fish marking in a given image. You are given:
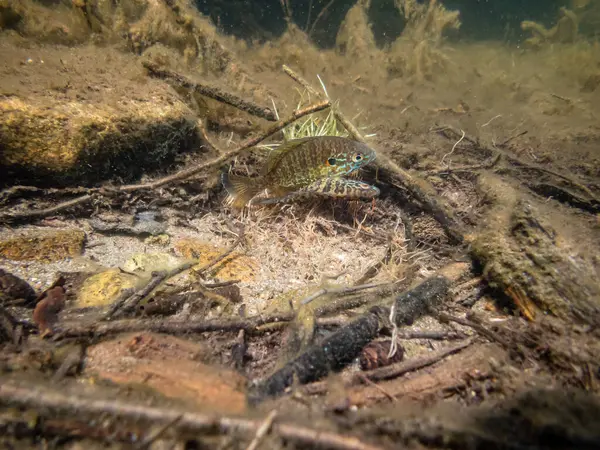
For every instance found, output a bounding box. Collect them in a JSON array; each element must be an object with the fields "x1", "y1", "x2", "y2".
[{"x1": 222, "y1": 136, "x2": 378, "y2": 208}]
